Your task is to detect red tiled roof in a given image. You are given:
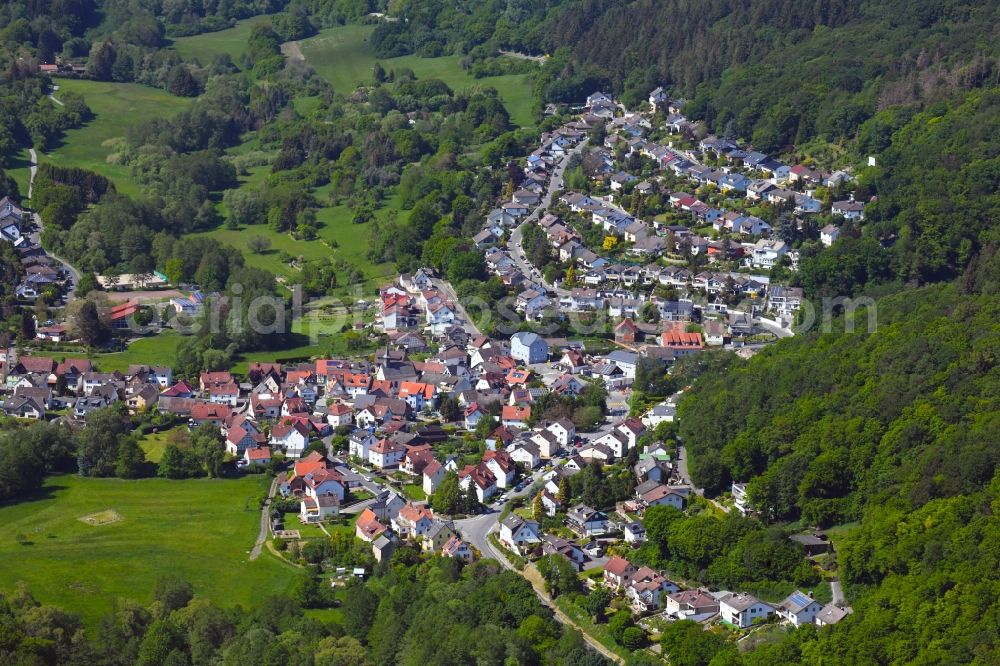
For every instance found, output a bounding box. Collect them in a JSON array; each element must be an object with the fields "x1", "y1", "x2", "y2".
[
  {"x1": 604, "y1": 556, "x2": 634, "y2": 576},
  {"x1": 502, "y1": 405, "x2": 531, "y2": 421}
]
